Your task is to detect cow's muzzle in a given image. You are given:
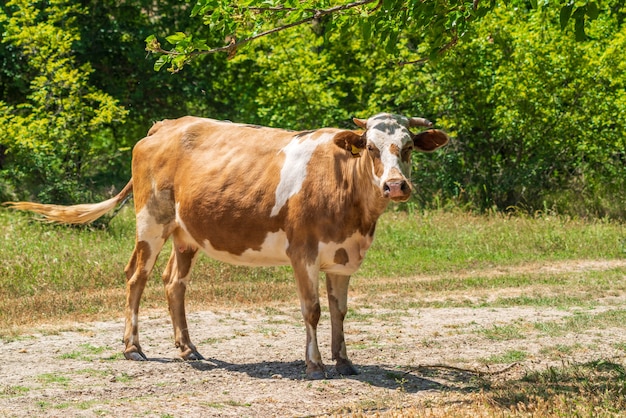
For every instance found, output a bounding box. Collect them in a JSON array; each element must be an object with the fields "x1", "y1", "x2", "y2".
[{"x1": 383, "y1": 179, "x2": 412, "y2": 201}]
